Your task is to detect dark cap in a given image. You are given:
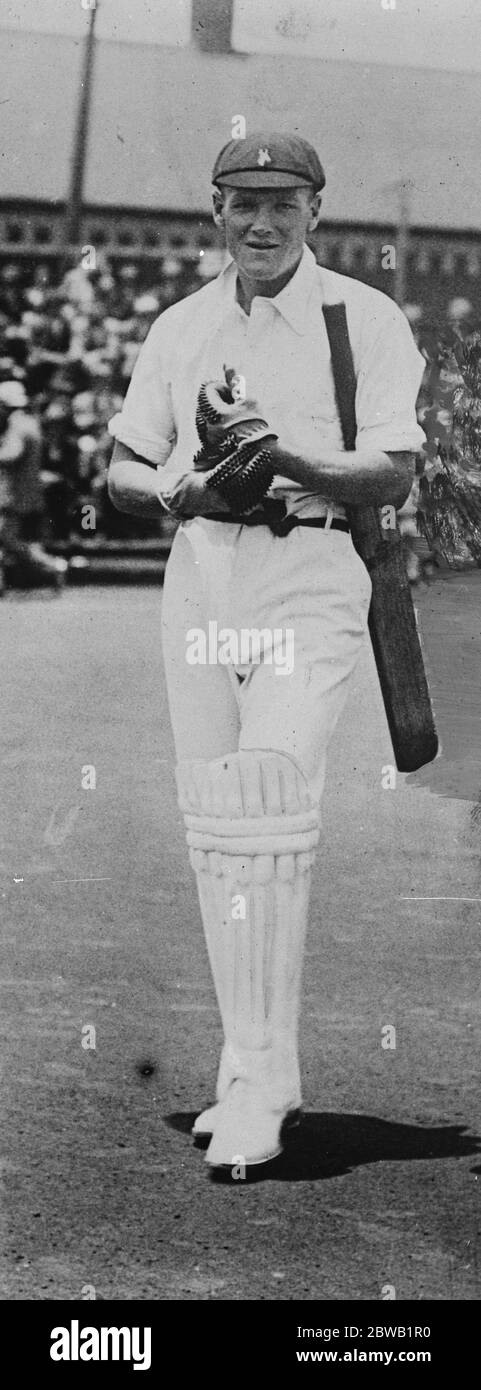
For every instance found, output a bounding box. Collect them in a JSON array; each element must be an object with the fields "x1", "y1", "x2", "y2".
[{"x1": 212, "y1": 132, "x2": 325, "y2": 191}]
